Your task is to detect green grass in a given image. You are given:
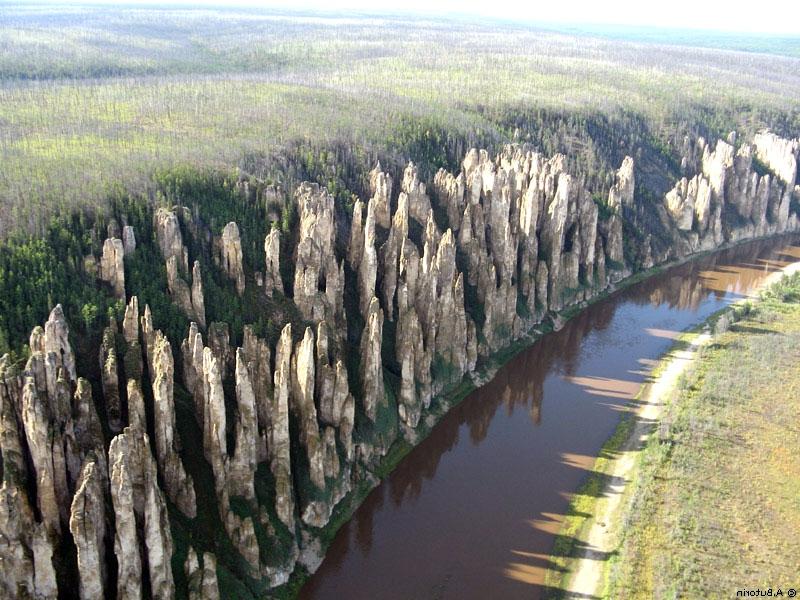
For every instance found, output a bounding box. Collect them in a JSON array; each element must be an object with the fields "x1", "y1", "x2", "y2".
[{"x1": 549, "y1": 272, "x2": 800, "y2": 599}]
